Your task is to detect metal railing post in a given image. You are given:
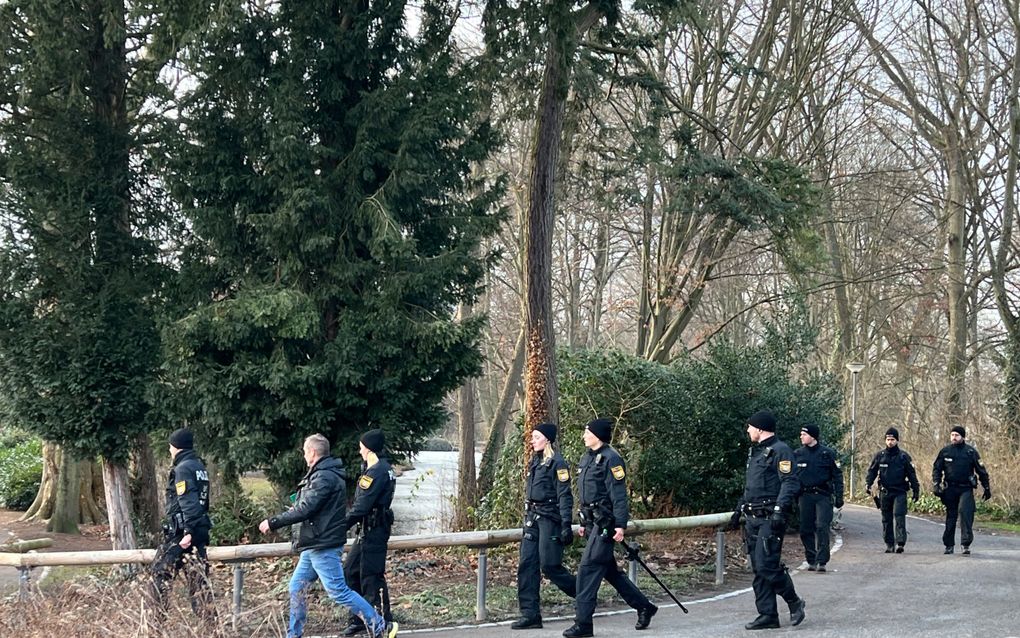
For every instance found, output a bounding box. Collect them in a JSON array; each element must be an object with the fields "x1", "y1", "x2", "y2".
[
  {"x1": 232, "y1": 563, "x2": 245, "y2": 630},
  {"x1": 715, "y1": 526, "x2": 726, "y2": 585},
  {"x1": 476, "y1": 547, "x2": 488, "y2": 621},
  {"x1": 18, "y1": 566, "x2": 30, "y2": 600}
]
